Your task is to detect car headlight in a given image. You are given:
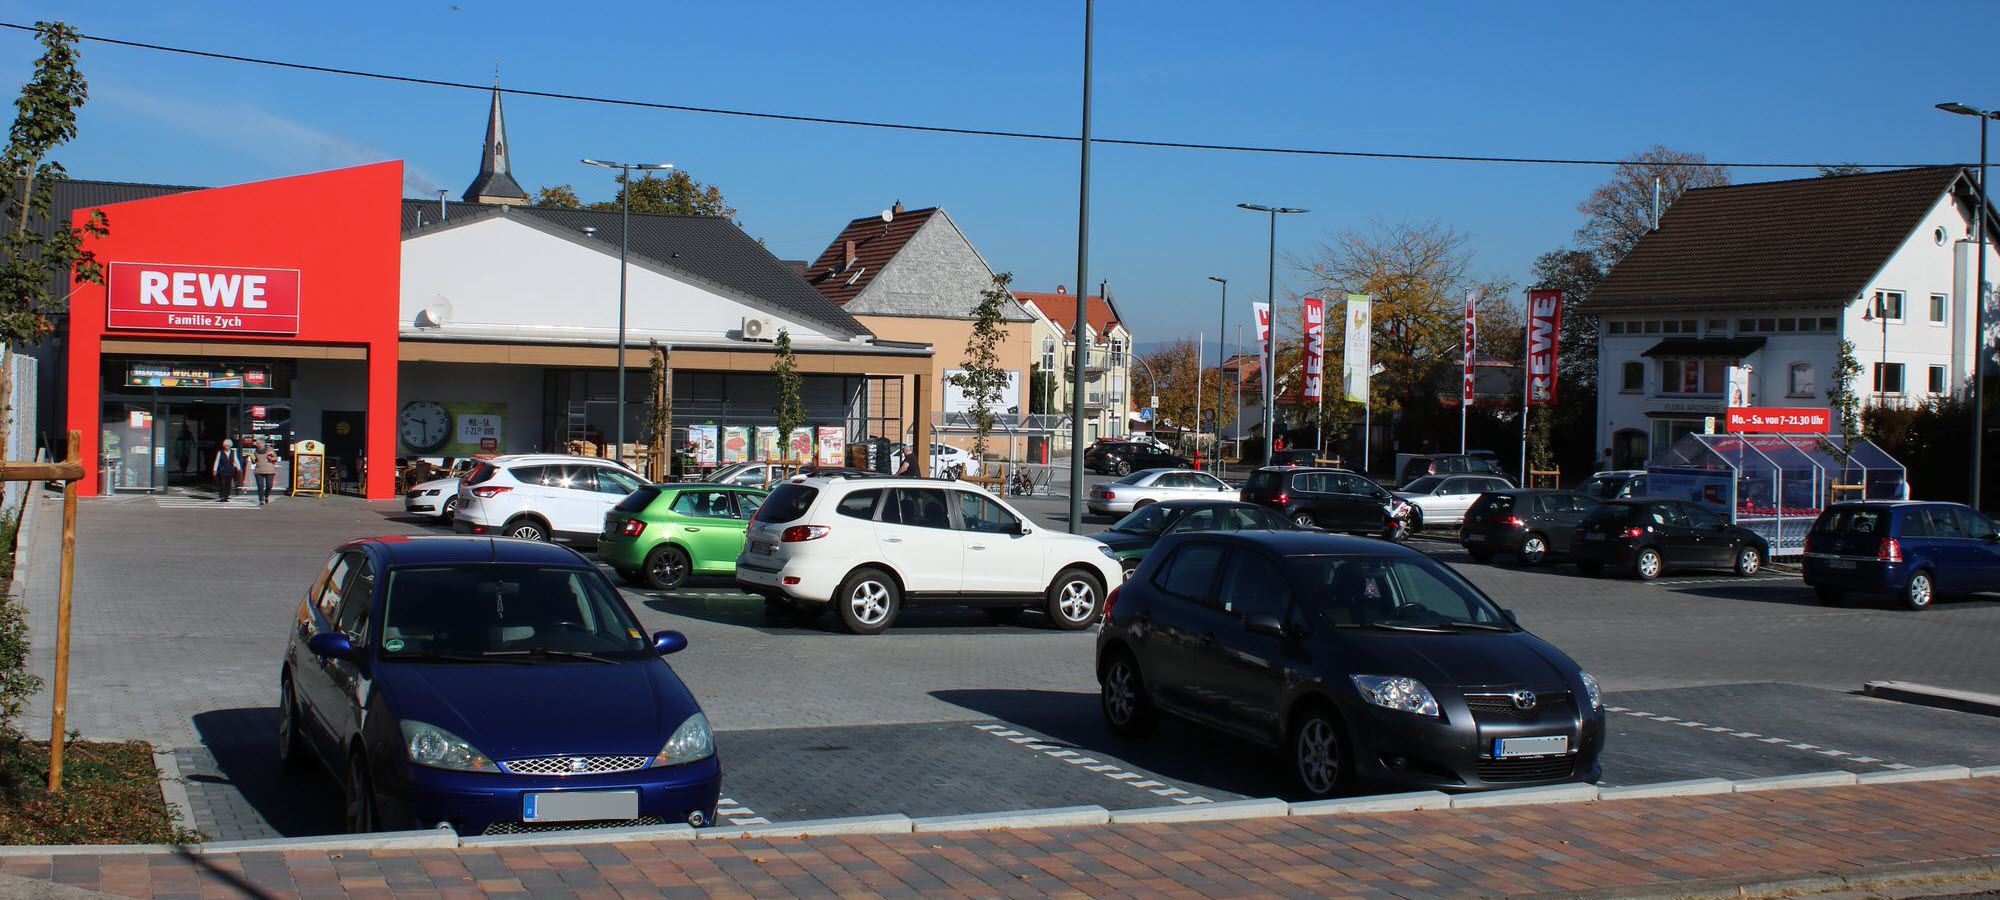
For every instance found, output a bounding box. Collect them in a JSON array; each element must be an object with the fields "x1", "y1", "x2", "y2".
[
  {"x1": 653, "y1": 712, "x2": 714, "y2": 767},
  {"x1": 1349, "y1": 674, "x2": 1440, "y2": 717},
  {"x1": 401, "y1": 720, "x2": 497, "y2": 772},
  {"x1": 1097, "y1": 544, "x2": 1116, "y2": 559},
  {"x1": 1579, "y1": 670, "x2": 1602, "y2": 711}
]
